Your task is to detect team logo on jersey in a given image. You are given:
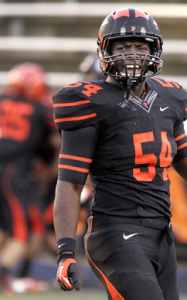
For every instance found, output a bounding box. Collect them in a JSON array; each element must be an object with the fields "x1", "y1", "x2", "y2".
[{"x1": 129, "y1": 90, "x2": 158, "y2": 112}]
